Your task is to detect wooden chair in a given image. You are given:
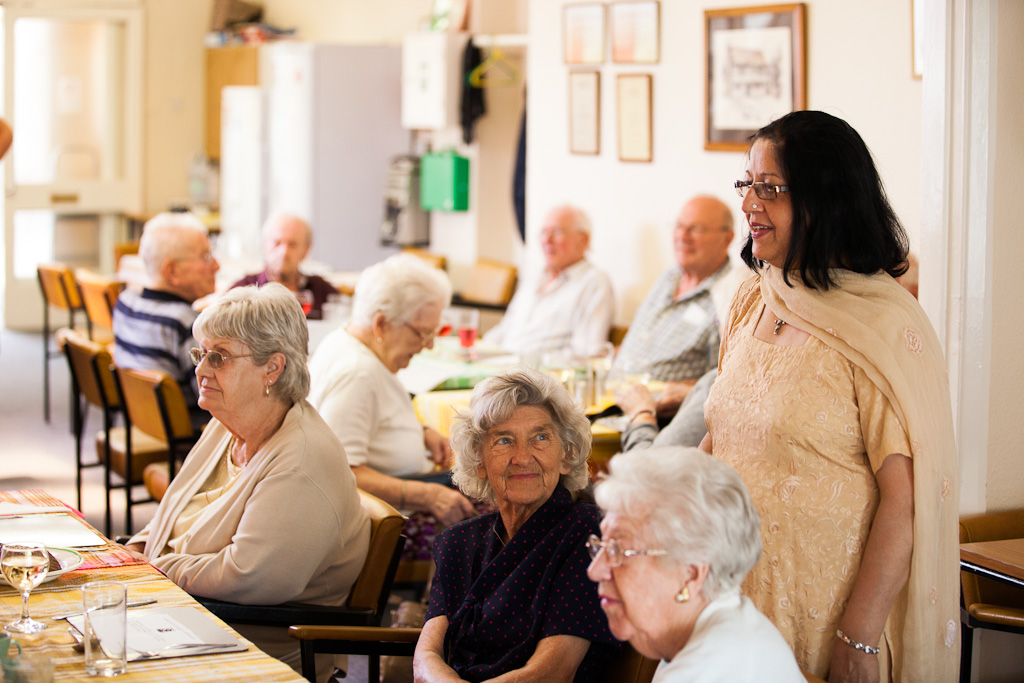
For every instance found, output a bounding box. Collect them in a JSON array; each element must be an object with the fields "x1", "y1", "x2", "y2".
[
  {"x1": 198, "y1": 490, "x2": 406, "y2": 683},
  {"x1": 62, "y1": 331, "x2": 168, "y2": 537},
  {"x1": 113, "y1": 367, "x2": 199, "y2": 531},
  {"x1": 402, "y1": 247, "x2": 447, "y2": 271},
  {"x1": 958, "y1": 509, "x2": 1024, "y2": 682},
  {"x1": 75, "y1": 269, "x2": 125, "y2": 342},
  {"x1": 451, "y1": 259, "x2": 517, "y2": 311},
  {"x1": 112, "y1": 240, "x2": 140, "y2": 270},
  {"x1": 288, "y1": 627, "x2": 658, "y2": 683},
  {"x1": 37, "y1": 263, "x2": 88, "y2": 422}
]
